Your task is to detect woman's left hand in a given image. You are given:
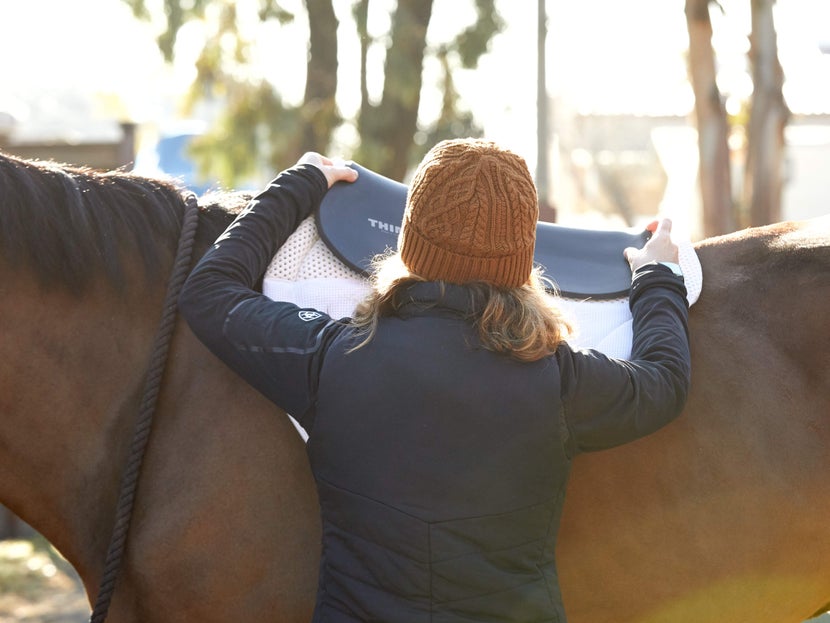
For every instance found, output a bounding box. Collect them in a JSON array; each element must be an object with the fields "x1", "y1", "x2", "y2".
[{"x1": 298, "y1": 152, "x2": 359, "y2": 189}]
